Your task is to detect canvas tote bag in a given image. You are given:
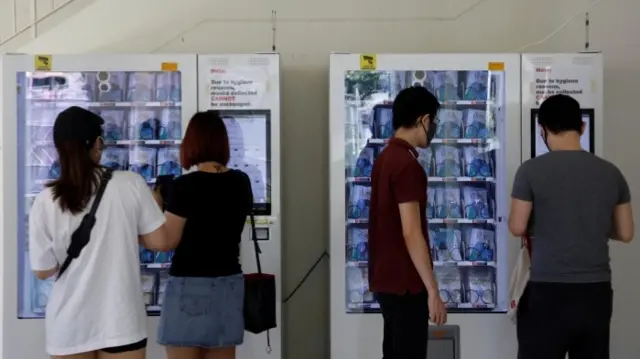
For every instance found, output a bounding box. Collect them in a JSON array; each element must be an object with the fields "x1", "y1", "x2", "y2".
[{"x1": 507, "y1": 237, "x2": 531, "y2": 323}]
